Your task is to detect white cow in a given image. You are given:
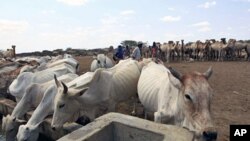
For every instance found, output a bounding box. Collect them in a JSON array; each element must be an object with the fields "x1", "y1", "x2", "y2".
[
  {"x1": 51, "y1": 59, "x2": 150, "y2": 129},
  {"x1": 16, "y1": 72, "x2": 94, "y2": 141},
  {"x1": 137, "y1": 62, "x2": 217, "y2": 141},
  {"x1": 0, "y1": 62, "x2": 21, "y2": 74},
  {"x1": 63, "y1": 53, "x2": 73, "y2": 58},
  {"x1": 90, "y1": 54, "x2": 113, "y2": 72},
  {"x1": 19, "y1": 65, "x2": 39, "y2": 73},
  {"x1": 2, "y1": 73, "x2": 78, "y2": 141},
  {"x1": 9, "y1": 62, "x2": 77, "y2": 102},
  {"x1": 32, "y1": 55, "x2": 72, "y2": 72},
  {"x1": 35, "y1": 57, "x2": 48, "y2": 65},
  {"x1": 47, "y1": 58, "x2": 79, "y2": 73},
  {"x1": 15, "y1": 57, "x2": 39, "y2": 63}
]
